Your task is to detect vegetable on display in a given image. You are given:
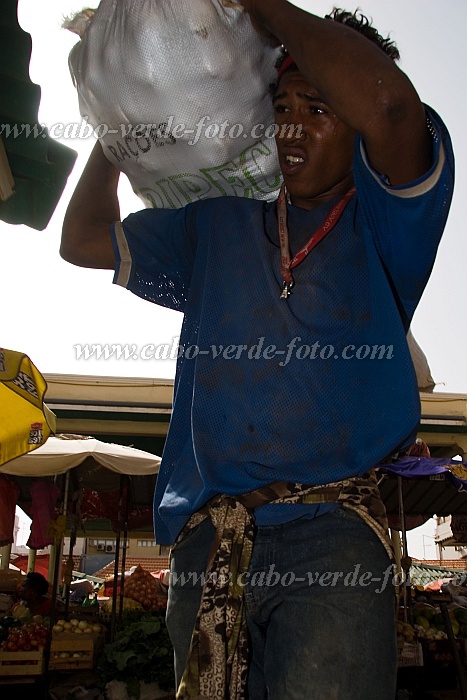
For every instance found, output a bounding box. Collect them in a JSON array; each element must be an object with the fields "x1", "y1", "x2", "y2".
[{"x1": 98, "y1": 610, "x2": 174, "y2": 699}]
